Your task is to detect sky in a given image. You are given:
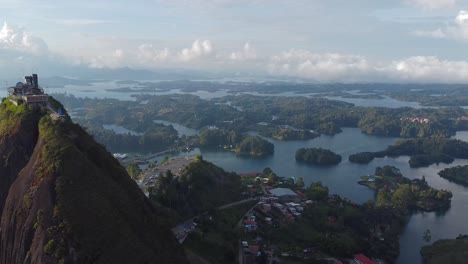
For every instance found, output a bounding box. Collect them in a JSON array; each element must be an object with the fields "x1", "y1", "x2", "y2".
[{"x1": 1, "y1": 0, "x2": 468, "y2": 82}]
